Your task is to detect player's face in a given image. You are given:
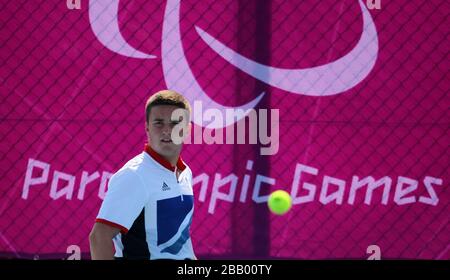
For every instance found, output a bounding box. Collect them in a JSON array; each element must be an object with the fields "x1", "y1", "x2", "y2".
[{"x1": 146, "y1": 105, "x2": 189, "y2": 162}]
